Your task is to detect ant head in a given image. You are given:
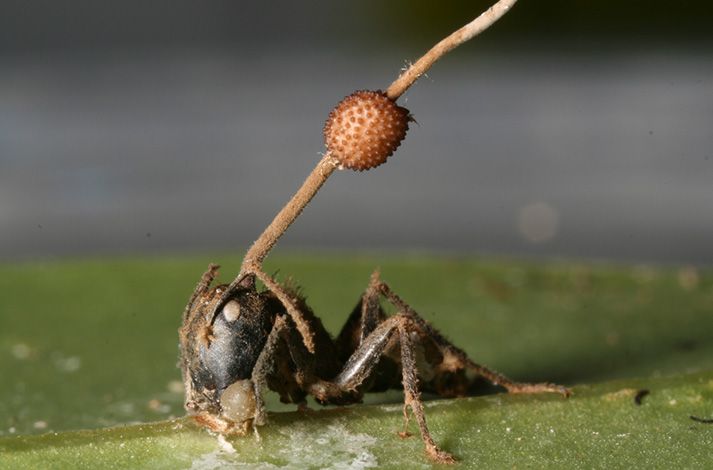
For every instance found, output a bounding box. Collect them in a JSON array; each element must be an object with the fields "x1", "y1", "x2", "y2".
[{"x1": 179, "y1": 273, "x2": 274, "y2": 430}]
